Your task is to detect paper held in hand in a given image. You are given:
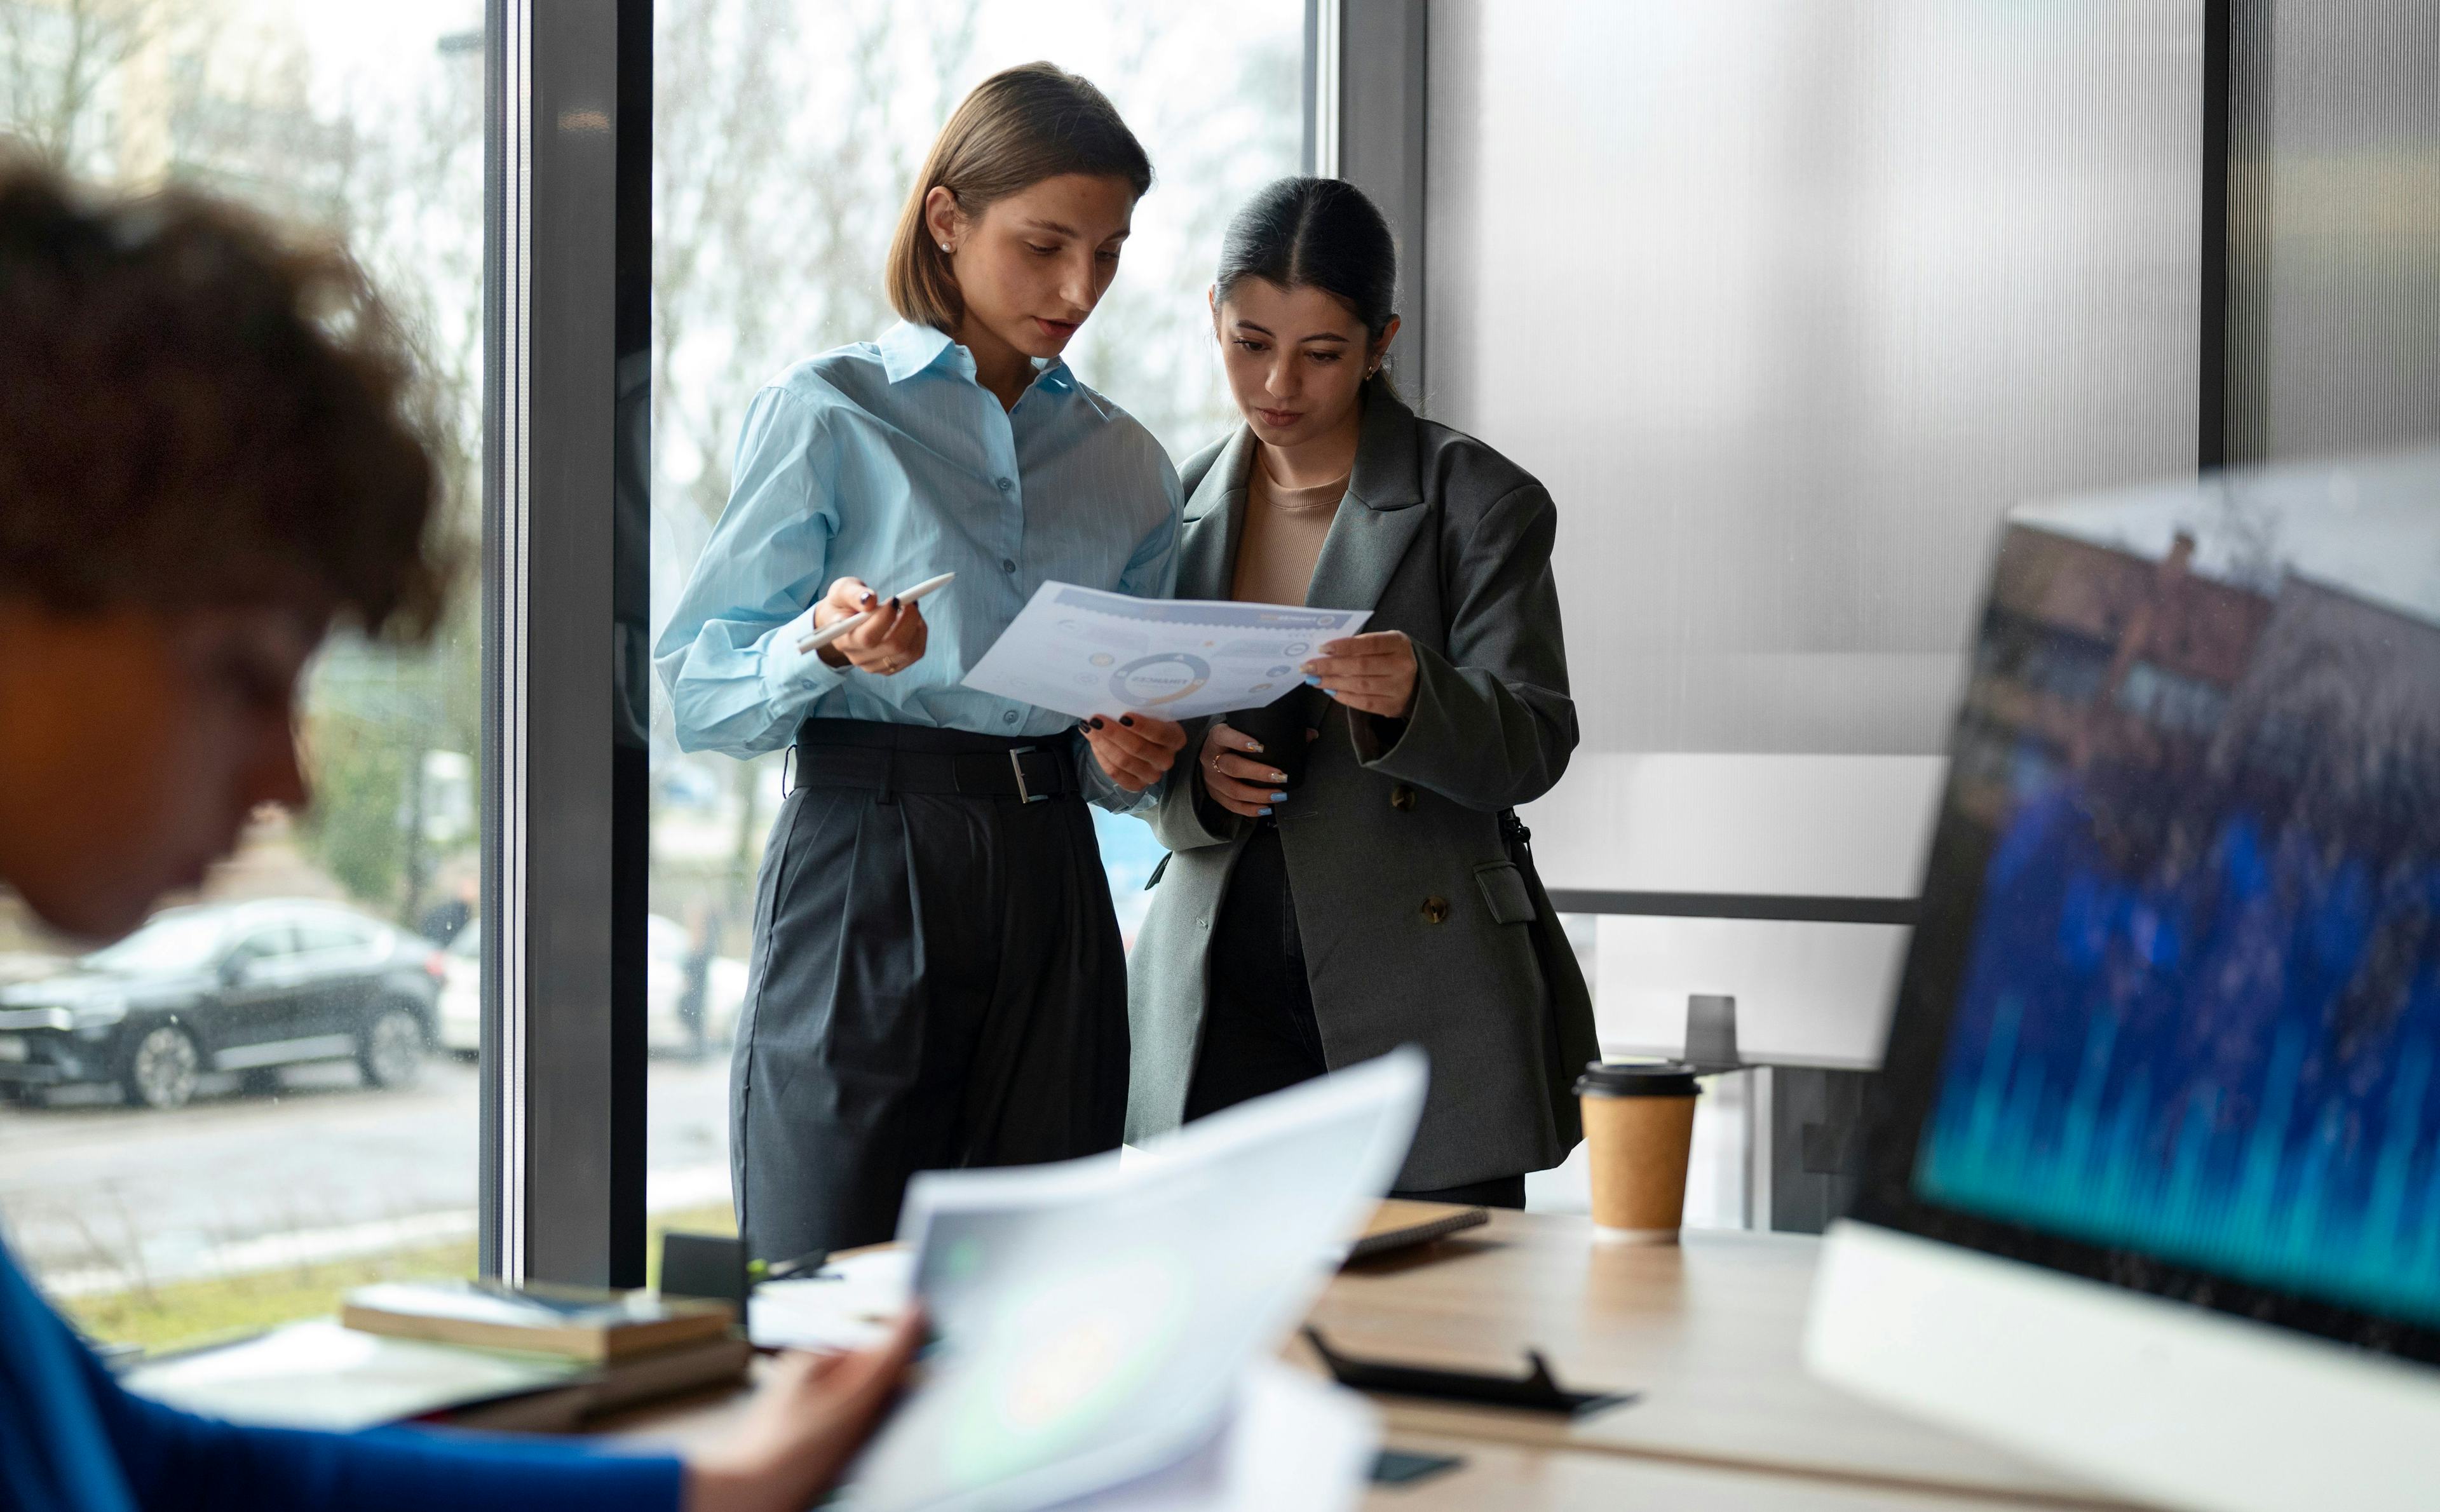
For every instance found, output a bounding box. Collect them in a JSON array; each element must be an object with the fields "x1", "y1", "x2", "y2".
[{"x1": 959, "y1": 581, "x2": 1370, "y2": 722}]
